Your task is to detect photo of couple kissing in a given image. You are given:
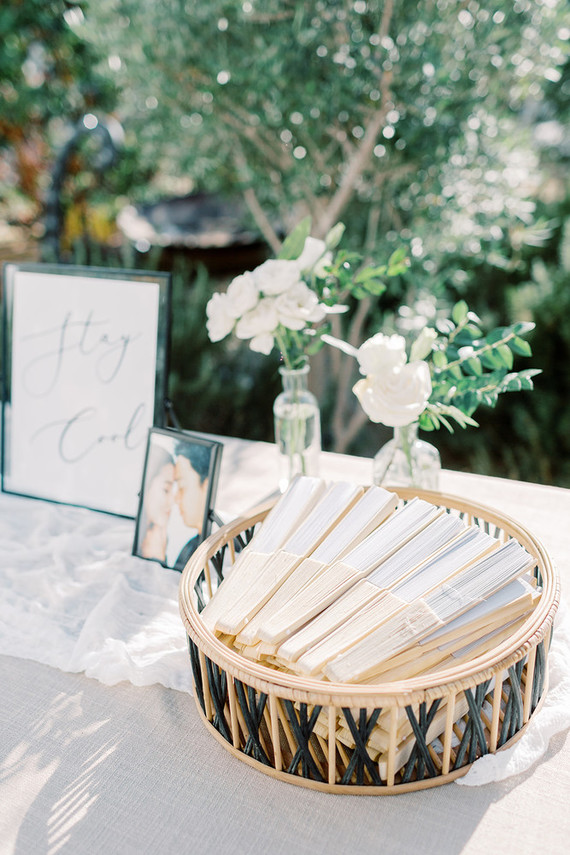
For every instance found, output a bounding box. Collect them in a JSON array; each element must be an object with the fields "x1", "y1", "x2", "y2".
[{"x1": 136, "y1": 434, "x2": 217, "y2": 571}]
